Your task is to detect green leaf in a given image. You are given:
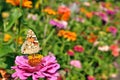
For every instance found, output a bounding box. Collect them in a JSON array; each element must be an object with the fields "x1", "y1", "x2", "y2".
[
  {"x1": 0, "y1": 57, "x2": 7, "y2": 68},
  {"x1": 0, "y1": 62, "x2": 7, "y2": 68},
  {"x1": 5, "y1": 8, "x2": 22, "y2": 32},
  {"x1": 0, "y1": 45, "x2": 13, "y2": 57}
]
